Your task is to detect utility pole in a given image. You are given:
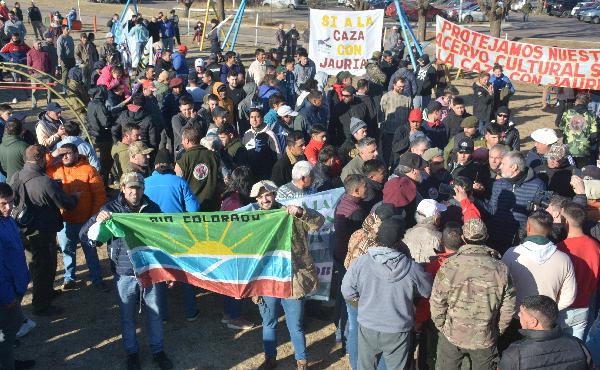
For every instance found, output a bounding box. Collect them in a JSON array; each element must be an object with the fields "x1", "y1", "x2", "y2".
[{"x1": 217, "y1": 0, "x2": 226, "y2": 21}]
